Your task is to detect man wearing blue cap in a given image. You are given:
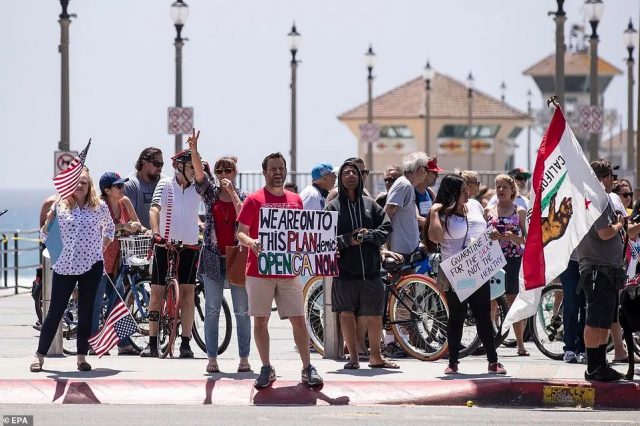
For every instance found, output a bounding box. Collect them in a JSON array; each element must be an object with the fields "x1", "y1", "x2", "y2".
[{"x1": 299, "y1": 163, "x2": 336, "y2": 210}]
